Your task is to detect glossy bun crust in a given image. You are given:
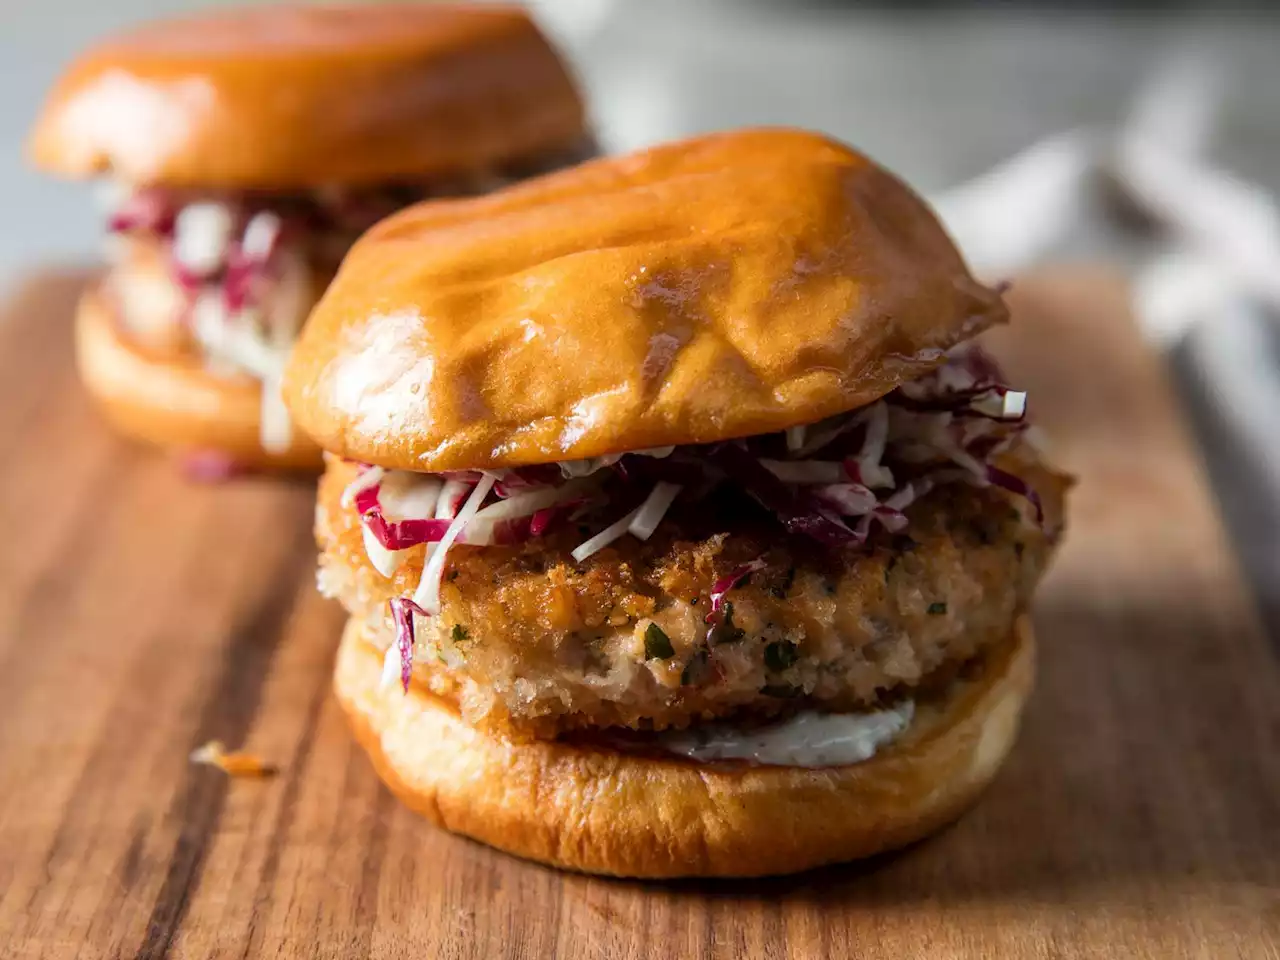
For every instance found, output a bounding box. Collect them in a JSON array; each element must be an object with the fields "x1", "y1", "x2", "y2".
[
  {"x1": 334, "y1": 615, "x2": 1034, "y2": 878},
  {"x1": 285, "y1": 129, "x2": 1007, "y2": 471},
  {"x1": 76, "y1": 286, "x2": 321, "y2": 470},
  {"x1": 30, "y1": 4, "x2": 586, "y2": 188}
]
